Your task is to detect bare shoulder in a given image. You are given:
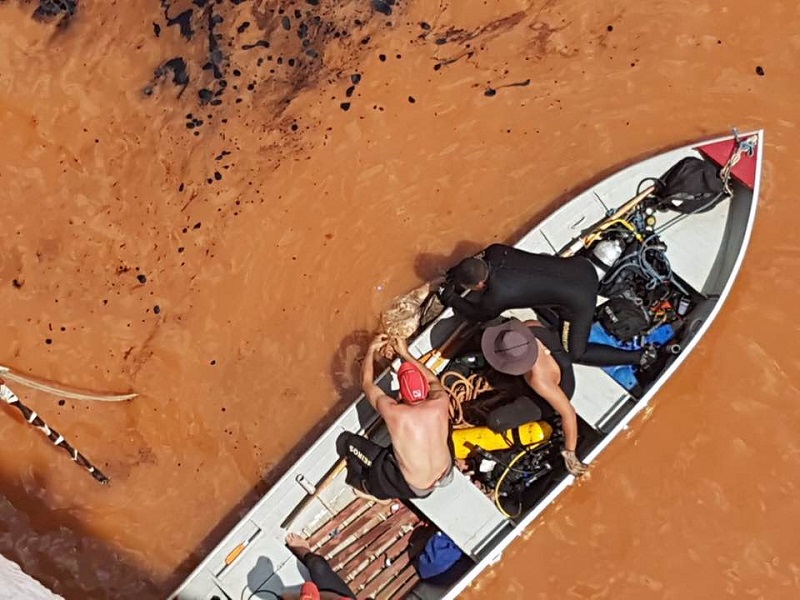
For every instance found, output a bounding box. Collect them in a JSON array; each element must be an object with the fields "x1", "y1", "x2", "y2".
[
  {"x1": 375, "y1": 394, "x2": 401, "y2": 418},
  {"x1": 428, "y1": 391, "x2": 451, "y2": 412},
  {"x1": 527, "y1": 354, "x2": 560, "y2": 388}
]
